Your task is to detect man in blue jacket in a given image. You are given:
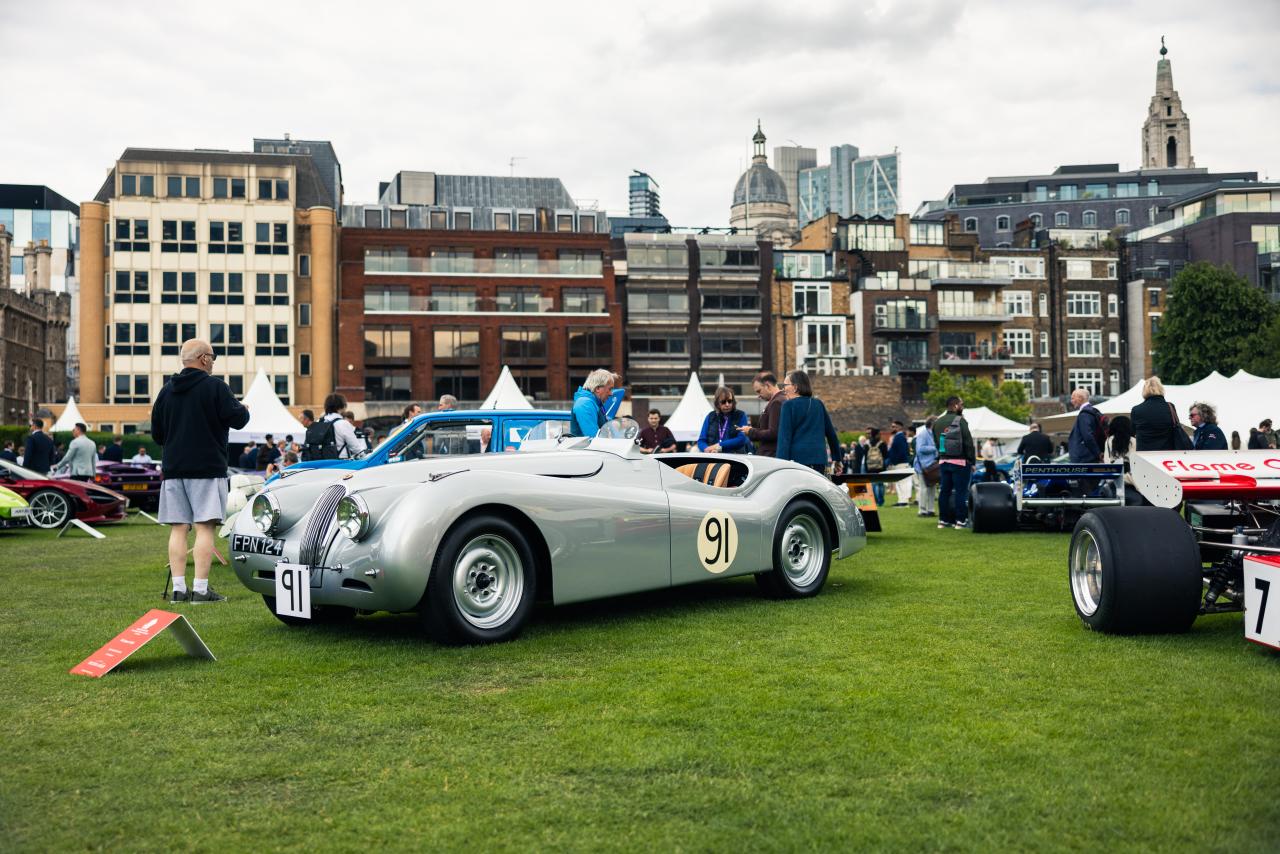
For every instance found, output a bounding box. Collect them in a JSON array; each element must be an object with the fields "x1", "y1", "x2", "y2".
[
  {"x1": 23, "y1": 418, "x2": 56, "y2": 474},
  {"x1": 1189, "y1": 402, "x2": 1228, "y2": 450},
  {"x1": 886, "y1": 420, "x2": 912, "y2": 506},
  {"x1": 1067, "y1": 388, "x2": 1103, "y2": 463},
  {"x1": 569, "y1": 369, "x2": 614, "y2": 438}
]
